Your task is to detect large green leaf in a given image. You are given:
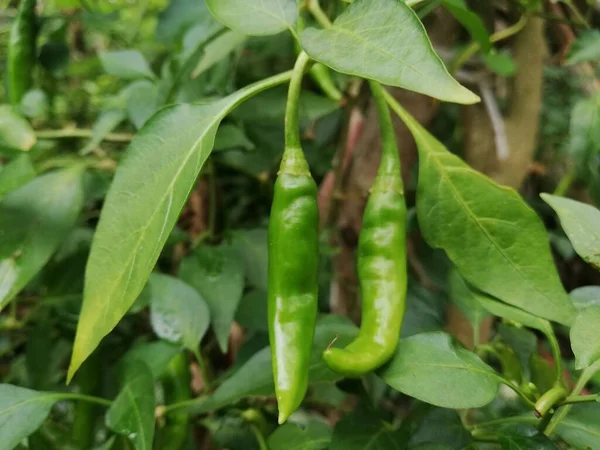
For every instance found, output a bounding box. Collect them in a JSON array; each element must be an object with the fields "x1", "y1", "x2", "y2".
[
  {"x1": 0, "y1": 384, "x2": 59, "y2": 449},
  {"x1": 571, "y1": 306, "x2": 600, "y2": 369},
  {"x1": 300, "y1": 0, "x2": 478, "y2": 104},
  {"x1": 106, "y1": 361, "x2": 155, "y2": 450},
  {"x1": 409, "y1": 408, "x2": 471, "y2": 449},
  {"x1": 185, "y1": 316, "x2": 358, "y2": 415},
  {"x1": 542, "y1": 194, "x2": 600, "y2": 271},
  {"x1": 179, "y1": 244, "x2": 244, "y2": 352},
  {"x1": 556, "y1": 403, "x2": 600, "y2": 449},
  {"x1": 378, "y1": 332, "x2": 499, "y2": 408},
  {"x1": 0, "y1": 105, "x2": 36, "y2": 151},
  {"x1": 268, "y1": 421, "x2": 331, "y2": 450},
  {"x1": 206, "y1": 0, "x2": 298, "y2": 36},
  {"x1": 68, "y1": 71, "x2": 292, "y2": 382},
  {"x1": 0, "y1": 154, "x2": 35, "y2": 197},
  {"x1": 0, "y1": 169, "x2": 85, "y2": 310},
  {"x1": 148, "y1": 273, "x2": 210, "y2": 353},
  {"x1": 330, "y1": 408, "x2": 401, "y2": 450},
  {"x1": 386, "y1": 94, "x2": 575, "y2": 326}
]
